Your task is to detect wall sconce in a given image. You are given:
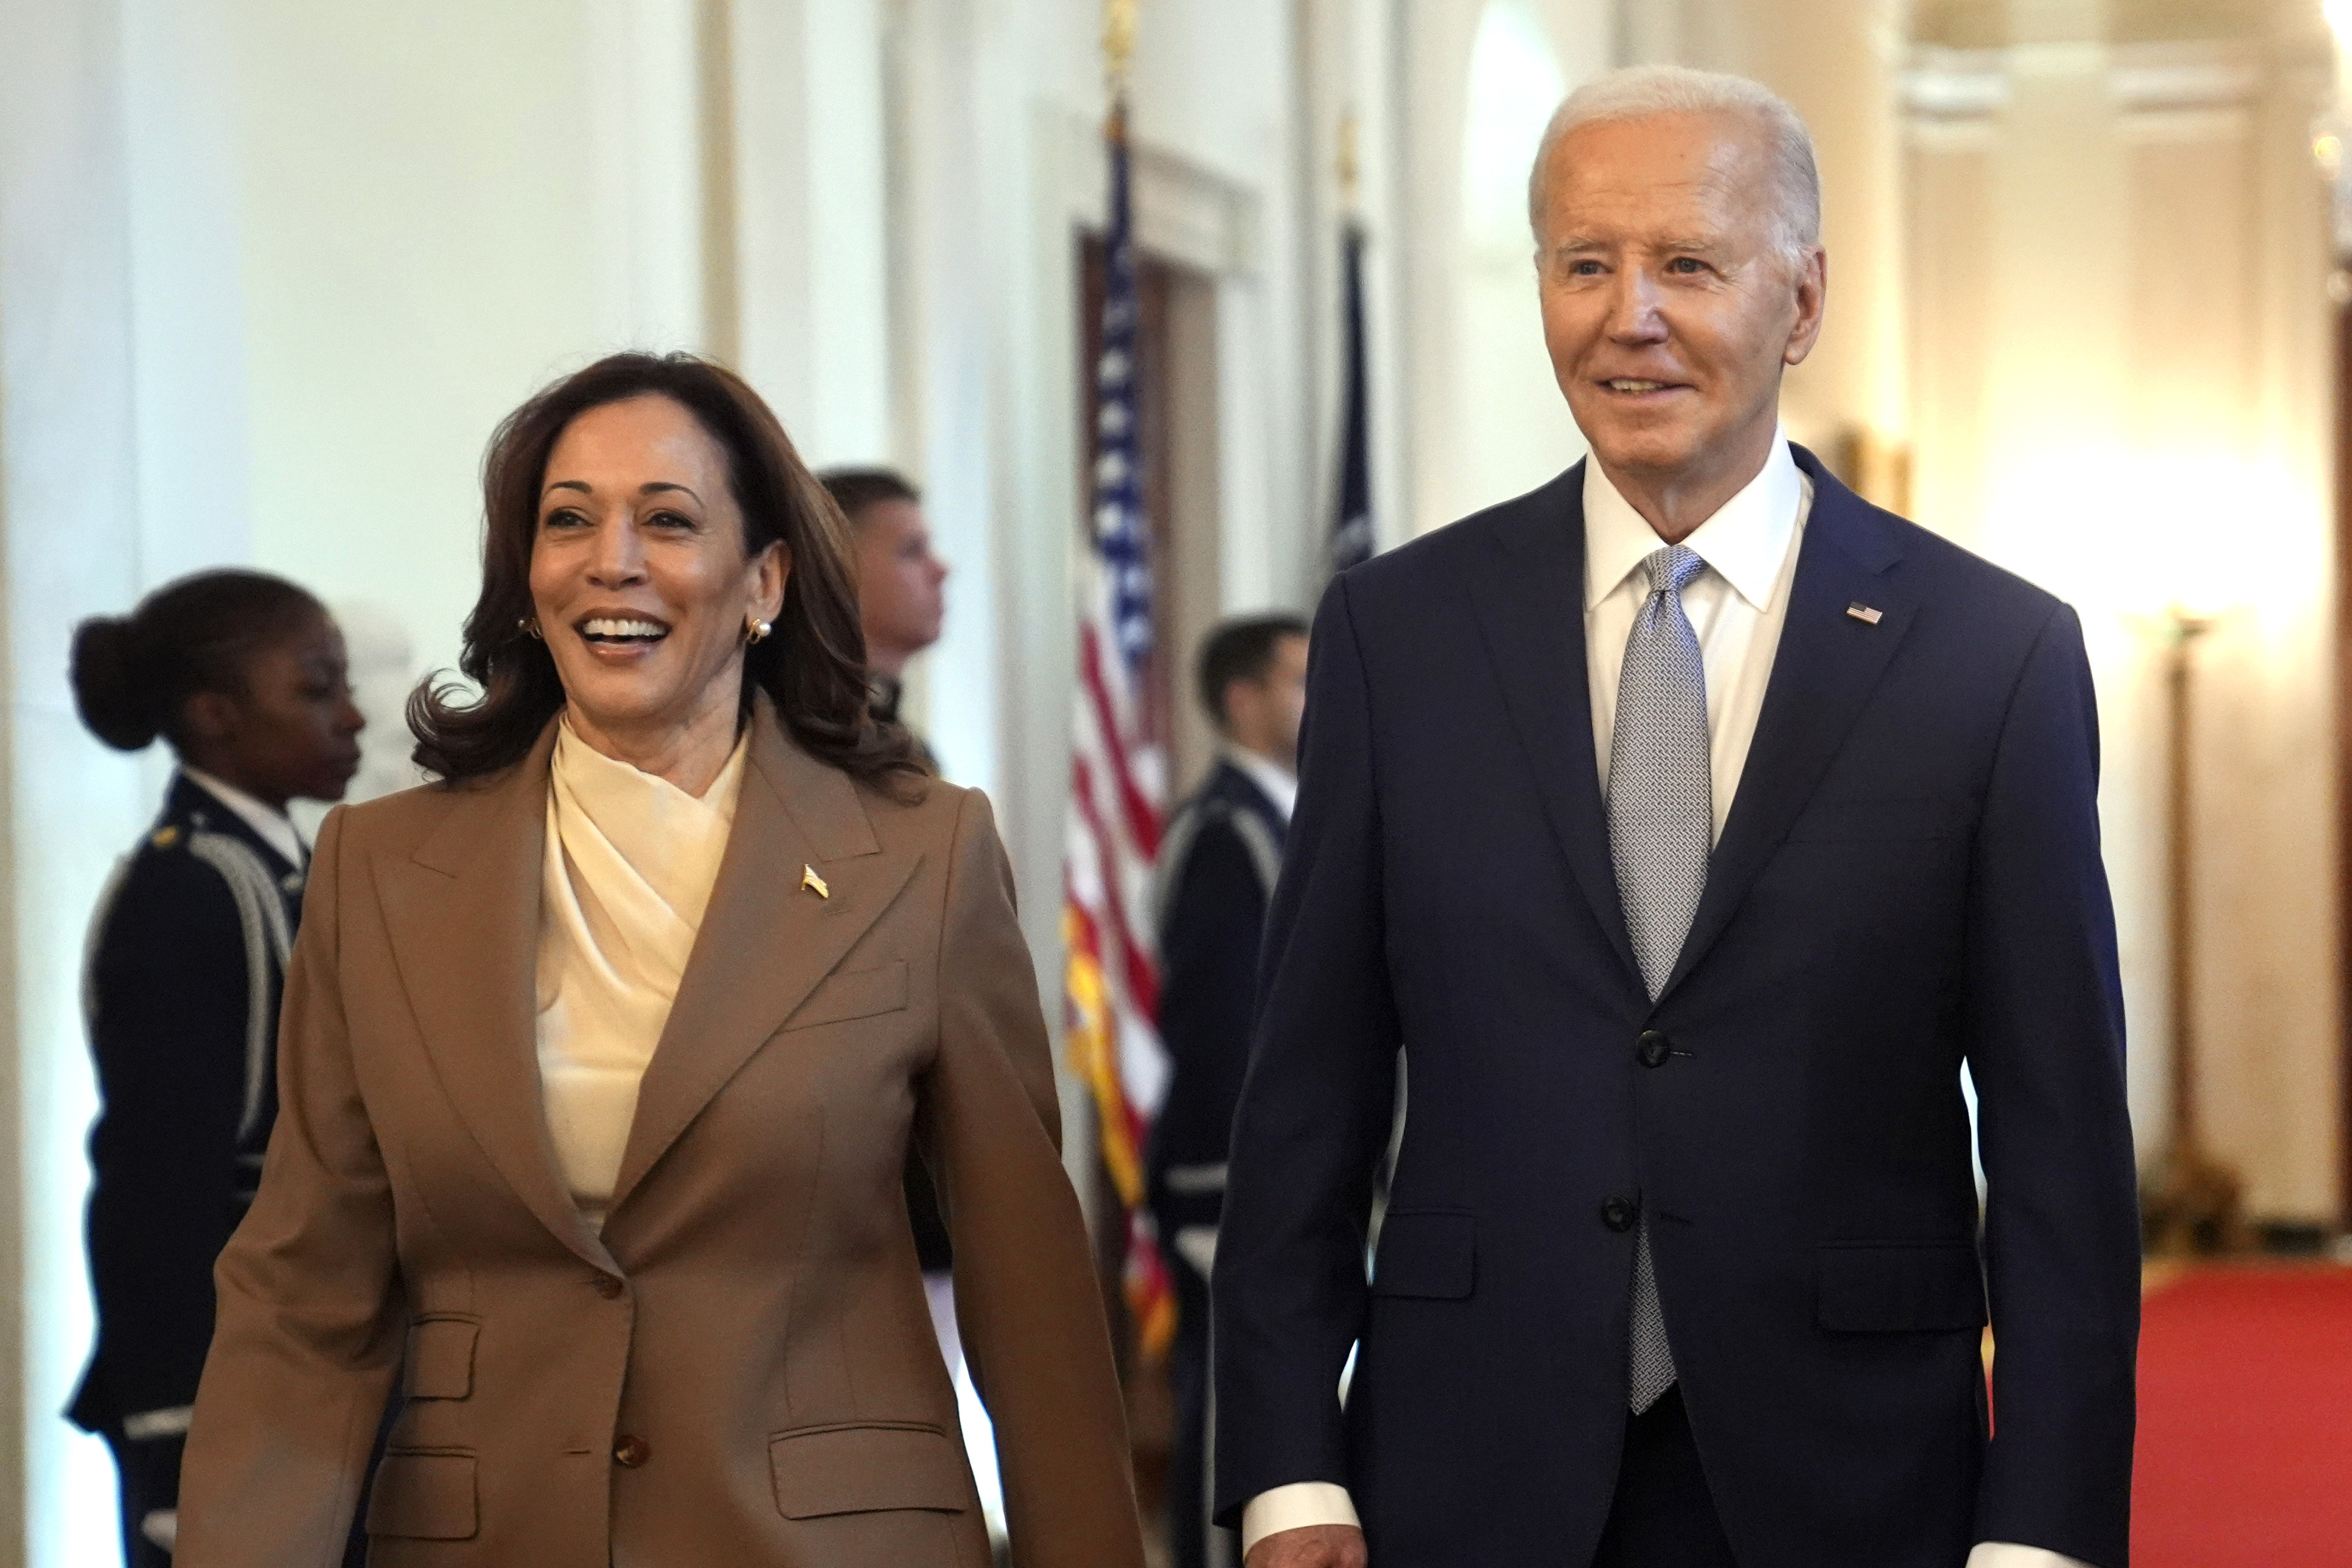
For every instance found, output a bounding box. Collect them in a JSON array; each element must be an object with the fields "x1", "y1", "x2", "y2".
[{"x1": 1824, "y1": 424, "x2": 1913, "y2": 517}]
